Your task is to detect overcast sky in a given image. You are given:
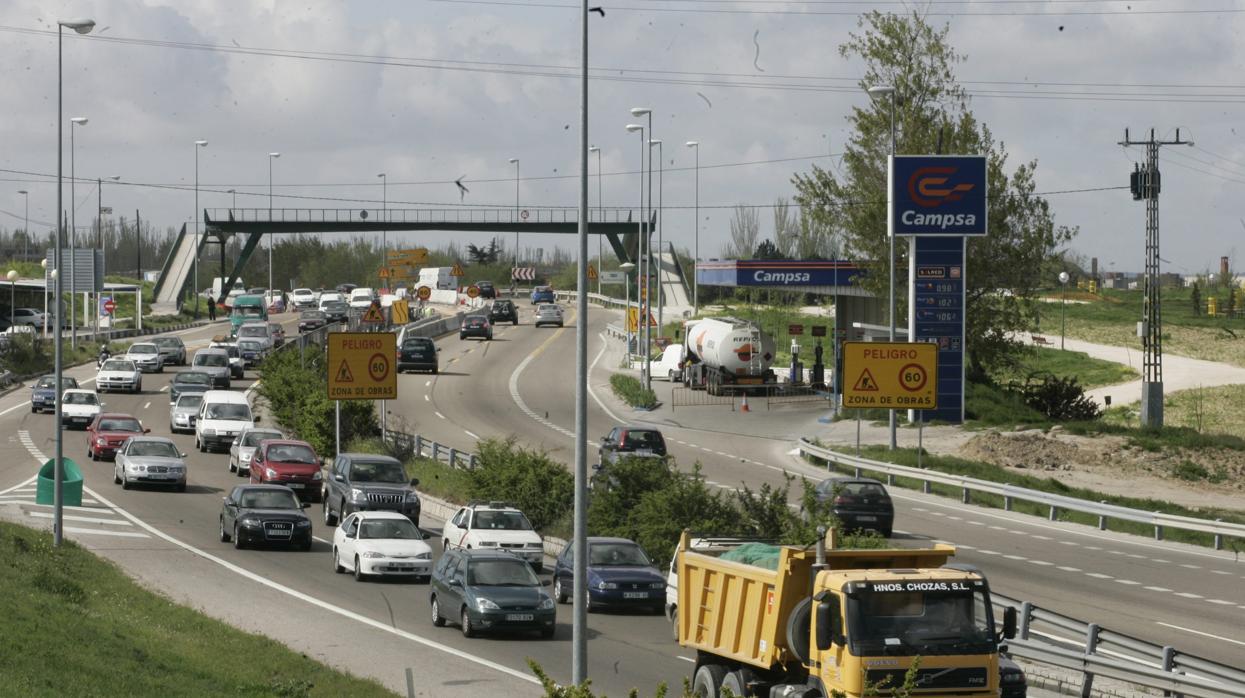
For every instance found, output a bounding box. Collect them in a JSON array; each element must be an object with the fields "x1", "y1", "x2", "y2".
[{"x1": 2, "y1": 0, "x2": 1243, "y2": 277}]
